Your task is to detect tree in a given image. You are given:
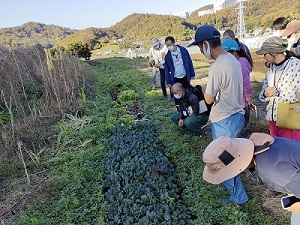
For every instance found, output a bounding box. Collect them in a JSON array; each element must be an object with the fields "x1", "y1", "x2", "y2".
[{"x1": 68, "y1": 41, "x2": 92, "y2": 60}]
